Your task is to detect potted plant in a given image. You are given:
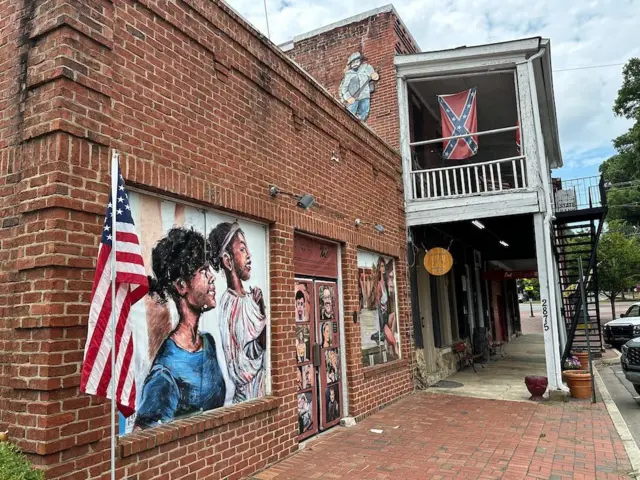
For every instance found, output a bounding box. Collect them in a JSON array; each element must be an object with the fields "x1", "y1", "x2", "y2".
[
  {"x1": 563, "y1": 356, "x2": 592, "y2": 399},
  {"x1": 570, "y1": 350, "x2": 589, "y2": 369}
]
